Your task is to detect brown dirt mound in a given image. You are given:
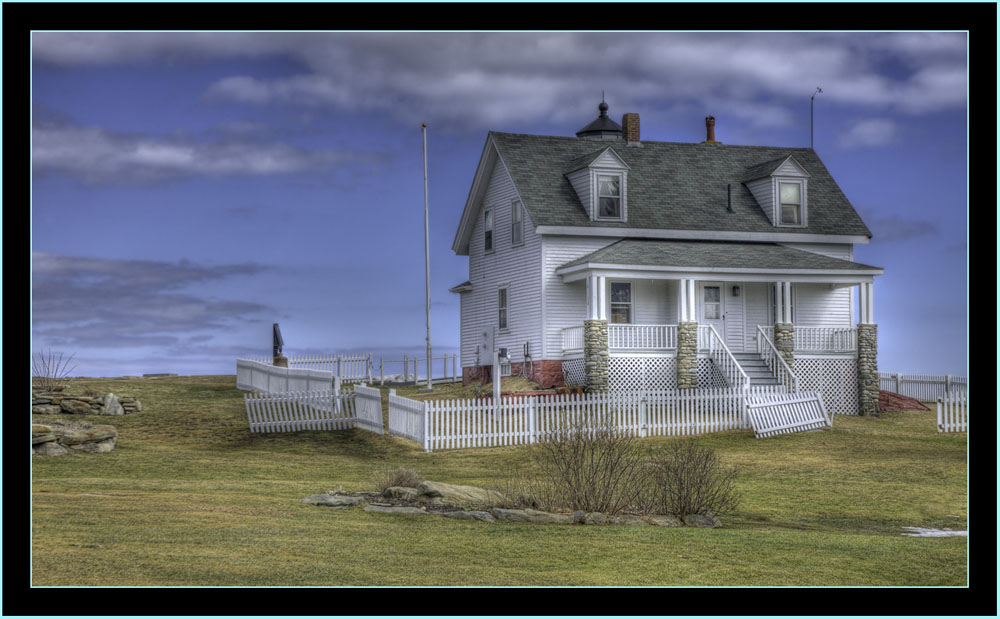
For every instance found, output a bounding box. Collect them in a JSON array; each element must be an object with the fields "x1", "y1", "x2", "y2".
[{"x1": 879, "y1": 390, "x2": 930, "y2": 412}]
